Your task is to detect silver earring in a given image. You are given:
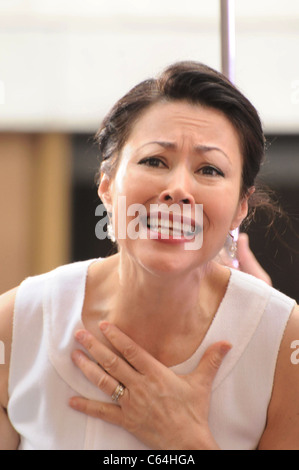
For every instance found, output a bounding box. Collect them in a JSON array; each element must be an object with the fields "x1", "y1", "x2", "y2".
[
  {"x1": 107, "y1": 212, "x2": 116, "y2": 243},
  {"x1": 227, "y1": 232, "x2": 237, "y2": 259}
]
